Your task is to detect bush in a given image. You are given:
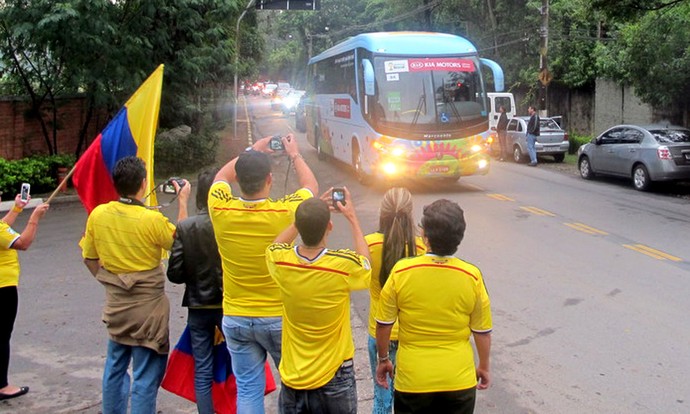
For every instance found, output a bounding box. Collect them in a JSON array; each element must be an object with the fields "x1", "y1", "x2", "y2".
[
  {"x1": 155, "y1": 126, "x2": 220, "y2": 177},
  {"x1": 568, "y1": 133, "x2": 593, "y2": 154},
  {"x1": 0, "y1": 154, "x2": 76, "y2": 196}
]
